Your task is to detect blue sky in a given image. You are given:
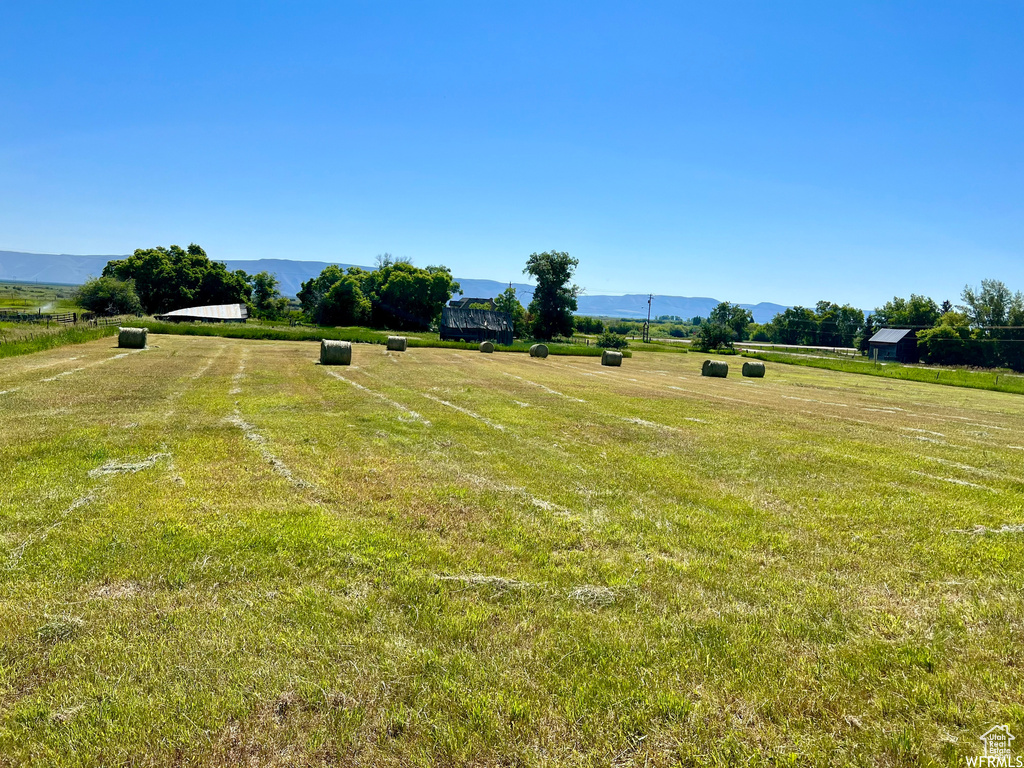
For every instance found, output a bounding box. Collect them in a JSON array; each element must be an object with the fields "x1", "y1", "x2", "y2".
[{"x1": 1, "y1": 1, "x2": 1021, "y2": 308}]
